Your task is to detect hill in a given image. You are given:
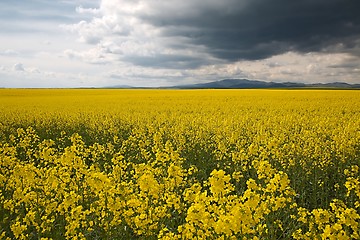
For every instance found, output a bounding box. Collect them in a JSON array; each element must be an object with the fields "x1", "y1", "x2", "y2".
[{"x1": 171, "y1": 79, "x2": 360, "y2": 89}]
